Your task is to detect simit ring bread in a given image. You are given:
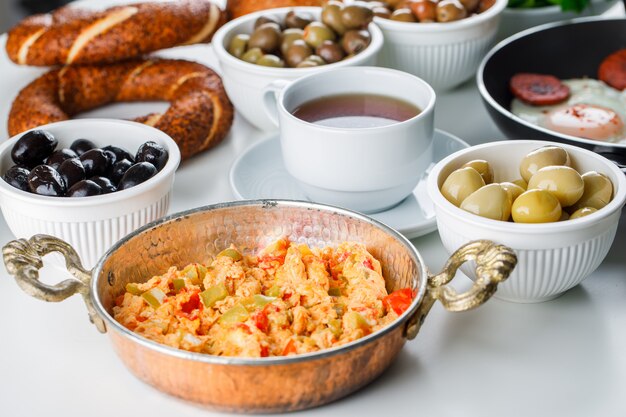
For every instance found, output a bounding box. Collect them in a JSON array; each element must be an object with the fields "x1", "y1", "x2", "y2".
[
  {"x1": 8, "y1": 59, "x2": 234, "y2": 160},
  {"x1": 6, "y1": 0, "x2": 225, "y2": 66},
  {"x1": 226, "y1": 0, "x2": 324, "y2": 19}
]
